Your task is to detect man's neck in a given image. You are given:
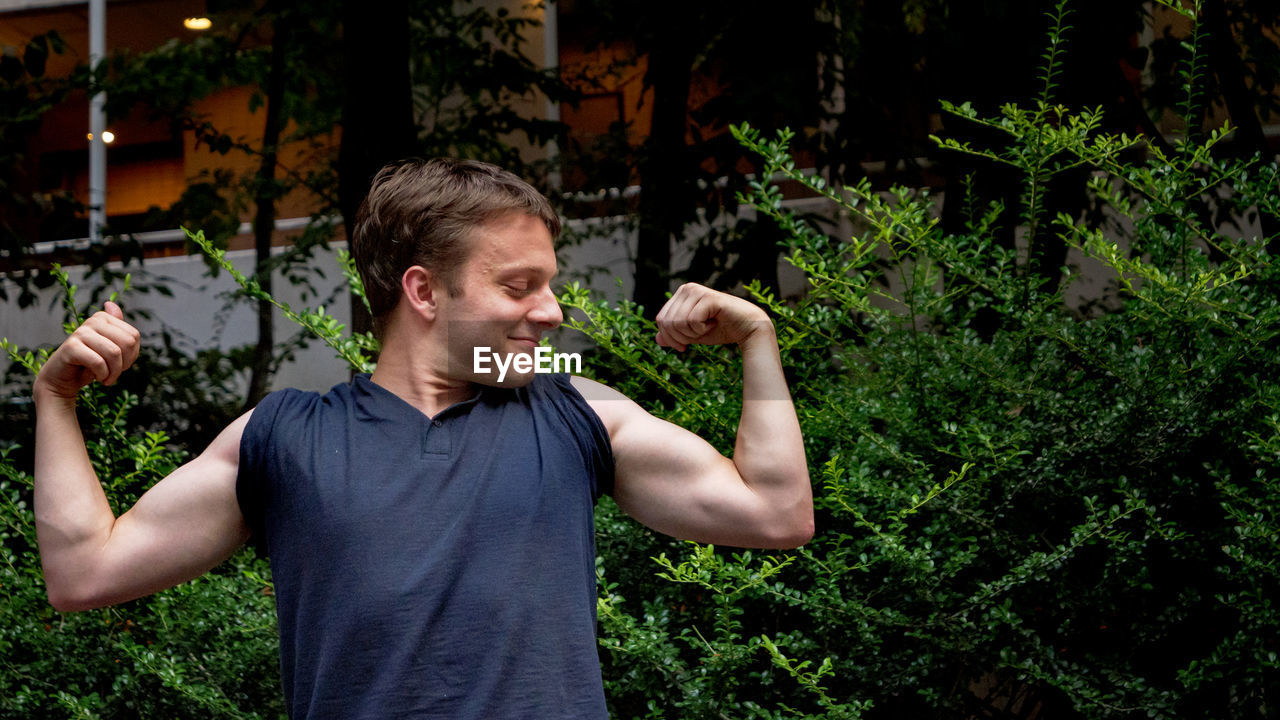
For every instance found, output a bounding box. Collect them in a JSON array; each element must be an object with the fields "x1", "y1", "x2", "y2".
[{"x1": 369, "y1": 340, "x2": 475, "y2": 418}]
